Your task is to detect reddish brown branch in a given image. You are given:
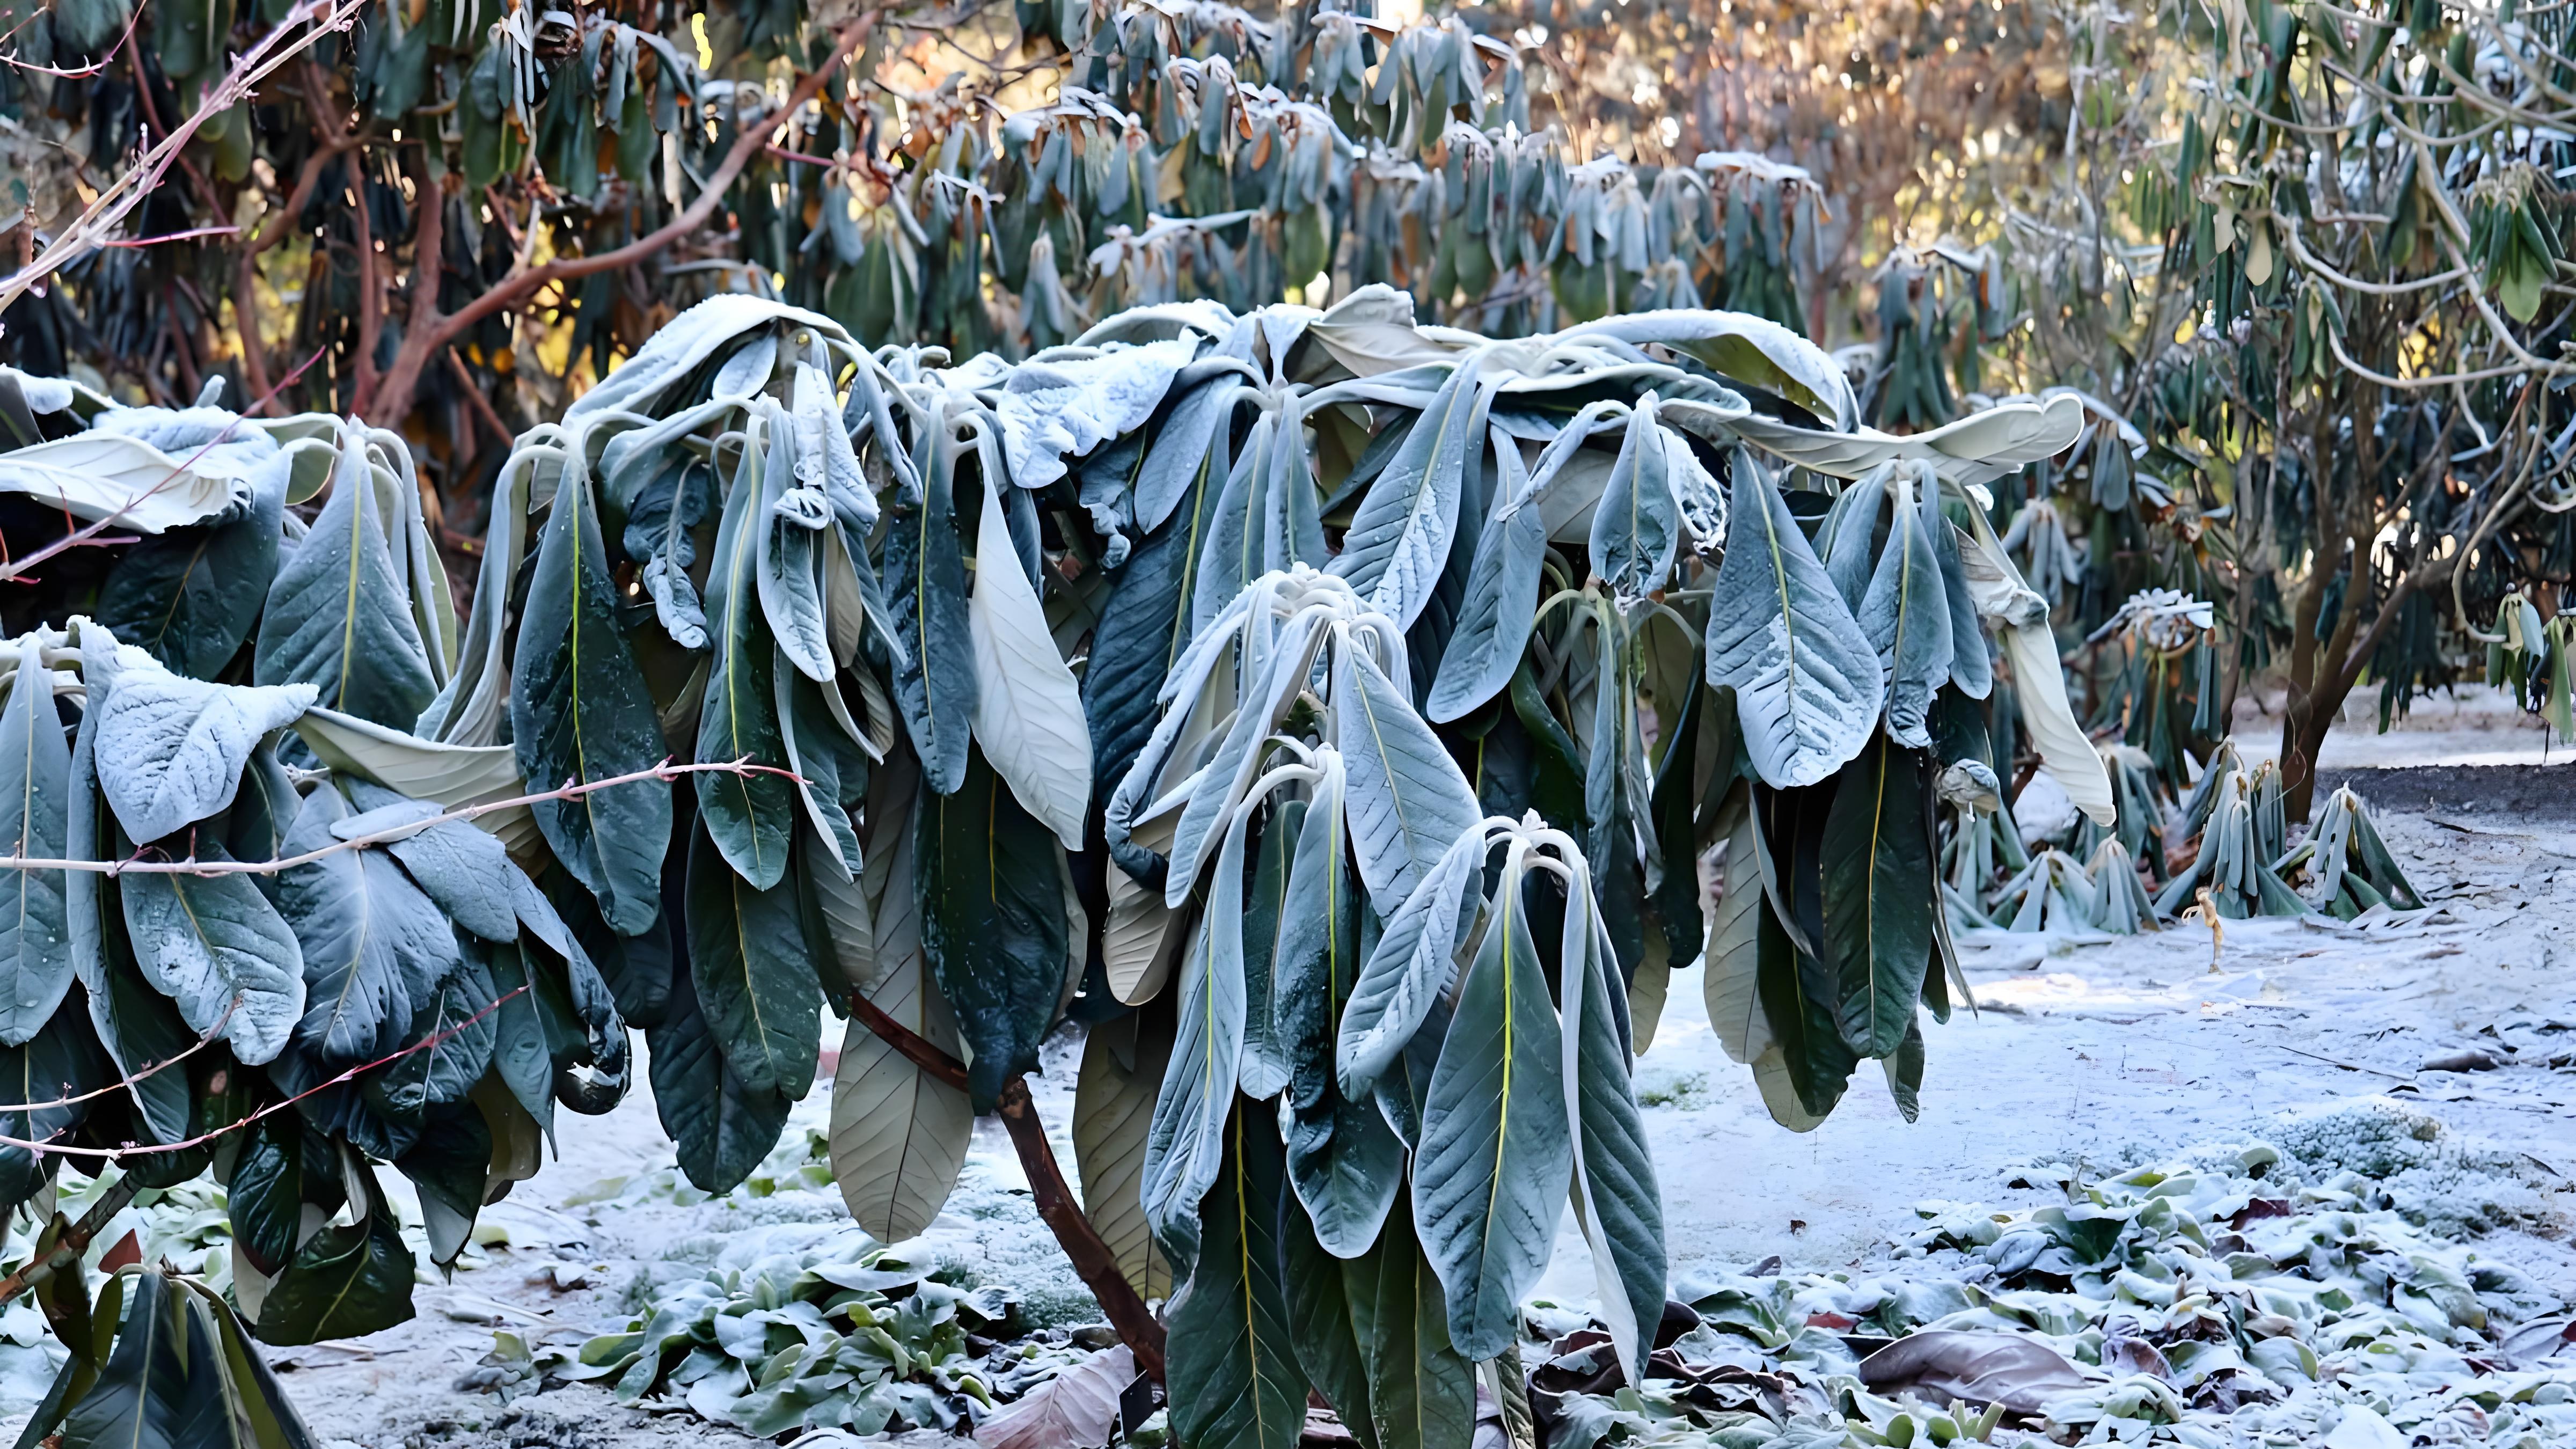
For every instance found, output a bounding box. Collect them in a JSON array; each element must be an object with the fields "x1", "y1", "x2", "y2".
[
  {"x1": 0, "y1": 1174, "x2": 143, "y2": 1308},
  {"x1": 448, "y1": 348, "x2": 514, "y2": 448},
  {"x1": 847, "y1": 992, "x2": 1168, "y2": 1381},
  {"x1": 0, "y1": 986, "x2": 531, "y2": 1161},
  {"x1": 236, "y1": 245, "x2": 276, "y2": 411},
  {"x1": 360, "y1": 10, "x2": 883, "y2": 422}
]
